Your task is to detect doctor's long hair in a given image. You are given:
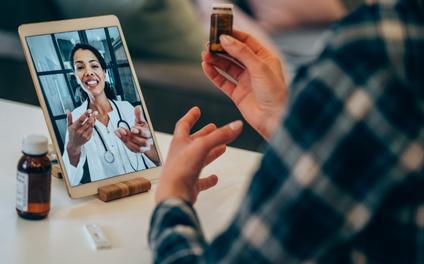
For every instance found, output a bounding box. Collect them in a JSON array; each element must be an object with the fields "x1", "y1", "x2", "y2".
[{"x1": 70, "y1": 43, "x2": 117, "y2": 103}]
